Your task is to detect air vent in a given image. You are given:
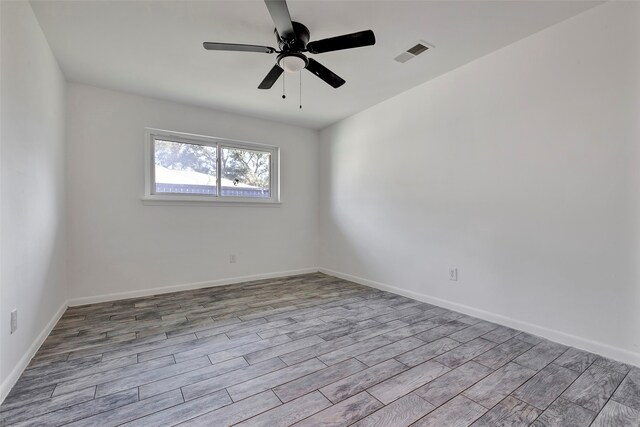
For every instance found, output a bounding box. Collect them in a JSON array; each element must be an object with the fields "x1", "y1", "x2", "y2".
[
  {"x1": 394, "y1": 41, "x2": 433, "y2": 63},
  {"x1": 407, "y1": 43, "x2": 429, "y2": 55}
]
